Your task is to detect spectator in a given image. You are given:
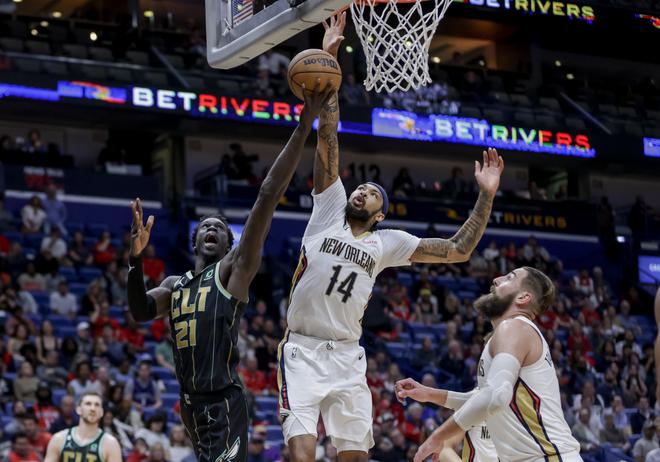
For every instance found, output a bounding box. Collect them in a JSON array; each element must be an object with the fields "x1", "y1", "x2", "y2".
[
  {"x1": 80, "y1": 280, "x2": 105, "y2": 317},
  {"x1": 621, "y1": 363, "x2": 648, "y2": 406},
  {"x1": 36, "y1": 350, "x2": 68, "y2": 389},
  {"x1": 40, "y1": 227, "x2": 67, "y2": 261},
  {"x1": 648, "y1": 449, "x2": 660, "y2": 462},
  {"x1": 6, "y1": 432, "x2": 41, "y2": 462},
  {"x1": 21, "y1": 196, "x2": 47, "y2": 234},
  {"x1": 258, "y1": 49, "x2": 290, "y2": 78},
  {"x1": 147, "y1": 442, "x2": 169, "y2": 462},
  {"x1": 412, "y1": 289, "x2": 439, "y2": 325},
  {"x1": 41, "y1": 184, "x2": 67, "y2": 235},
  {"x1": 14, "y1": 361, "x2": 40, "y2": 403},
  {"x1": 411, "y1": 337, "x2": 438, "y2": 370},
  {"x1": 253, "y1": 66, "x2": 275, "y2": 99},
  {"x1": 20, "y1": 412, "x2": 51, "y2": 456},
  {"x1": 90, "y1": 303, "x2": 121, "y2": 338},
  {"x1": 93, "y1": 231, "x2": 117, "y2": 266},
  {"x1": 633, "y1": 421, "x2": 659, "y2": 462},
  {"x1": 49, "y1": 394, "x2": 79, "y2": 433},
  {"x1": 17, "y1": 262, "x2": 46, "y2": 292},
  {"x1": 443, "y1": 167, "x2": 468, "y2": 200},
  {"x1": 35, "y1": 319, "x2": 60, "y2": 364},
  {"x1": 124, "y1": 360, "x2": 162, "y2": 410},
  {"x1": 67, "y1": 361, "x2": 103, "y2": 402},
  {"x1": 632, "y1": 397, "x2": 655, "y2": 434},
  {"x1": 572, "y1": 408, "x2": 600, "y2": 453},
  {"x1": 169, "y1": 425, "x2": 194, "y2": 462},
  {"x1": 127, "y1": 437, "x2": 150, "y2": 462},
  {"x1": 67, "y1": 230, "x2": 93, "y2": 268},
  {"x1": 143, "y1": 244, "x2": 166, "y2": 284},
  {"x1": 610, "y1": 395, "x2": 631, "y2": 435},
  {"x1": 440, "y1": 340, "x2": 465, "y2": 378},
  {"x1": 34, "y1": 247, "x2": 59, "y2": 279},
  {"x1": 248, "y1": 431, "x2": 267, "y2": 462},
  {"x1": 135, "y1": 412, "x2": 171, "y2": 456},
  {"x1": 241, "y1": 356, "x2": 267, "y2": 395},
  {"x1": 600, "y1": 410, "x2": 629, "y2": 451},
  {"x1": 75, "y1": 321, "x2": 93, "y2": 356},
  {"x1": 392, "y1": 168, "x2": 415, "y2": 198},
  {"x1": 628, "y1": 196, "x2": 648, "y2": 245},
  {"x1": 155, "y1": 324, "x2": 175, "y2": 374},
  {"x1": 101, "y1": 406, "x2": 133, "y2": 452},
  {"x1": 22, "y1": 129, "x2": 46, "y2": 153},
  {"x1": 49, "y1": 281, "x2": 77, "y2": 318}
]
